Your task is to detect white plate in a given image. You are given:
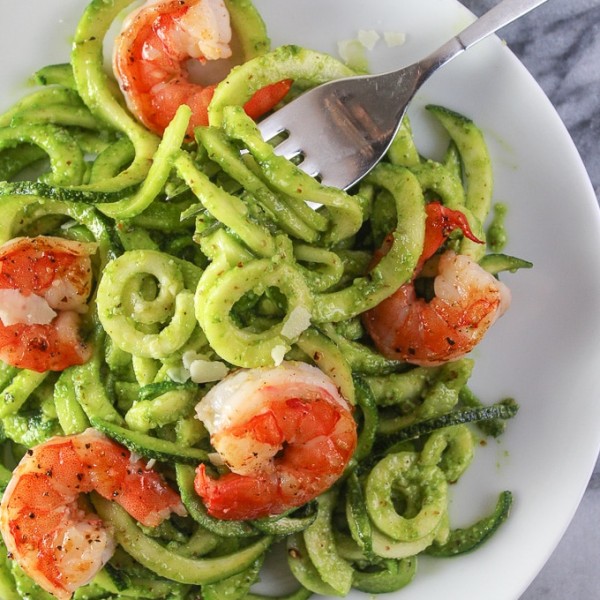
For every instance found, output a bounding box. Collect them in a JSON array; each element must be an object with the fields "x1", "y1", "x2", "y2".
[{"x1": 2, "y1": 1, "x2": 600, "y2": 599}]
